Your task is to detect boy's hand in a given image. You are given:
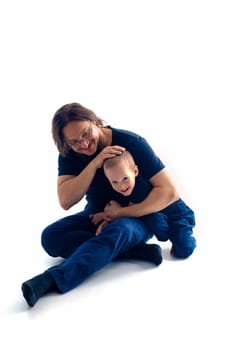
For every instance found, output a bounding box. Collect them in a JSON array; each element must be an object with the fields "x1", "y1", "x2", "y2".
[
  {"x1": 95, "y1": 220, "x2": 109, "y2": 236},
  {"x1": 90, "y1": 199, "x2": 123, "y2": 234},
  {"x1": 89, "y1": 212, "x2": 106, "y2": 225}
]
